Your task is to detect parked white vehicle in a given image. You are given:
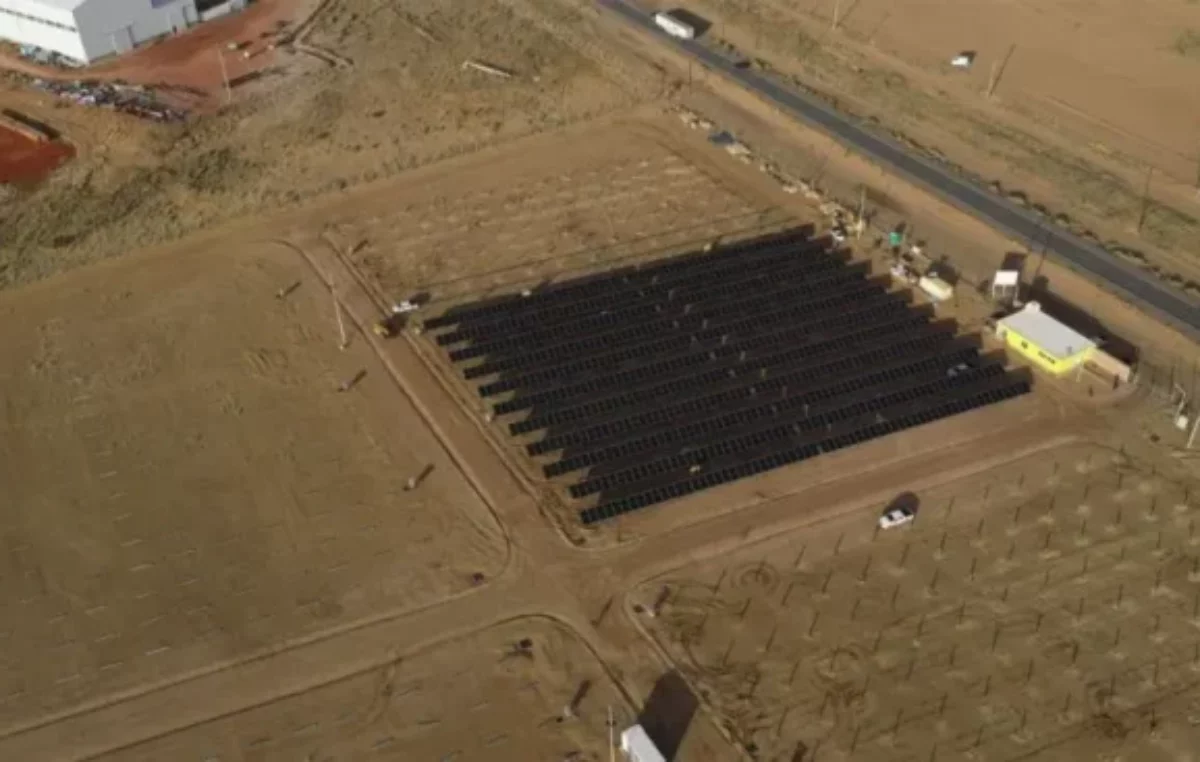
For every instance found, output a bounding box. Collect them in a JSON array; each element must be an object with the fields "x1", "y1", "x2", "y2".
[
  {"x1": 654, "y1": 11, "x2": 696, "y2": 40},
  {"x1": 878, "y1": 505, "x2": 916, "y2": 530}
]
